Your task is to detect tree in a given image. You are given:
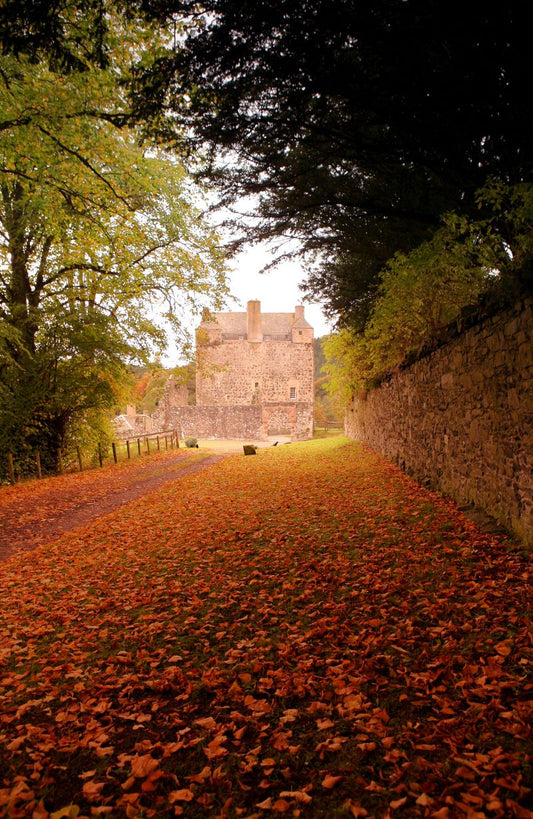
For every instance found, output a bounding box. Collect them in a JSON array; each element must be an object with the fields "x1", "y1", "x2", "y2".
[
  {"x1": 314, "y1": 336, "x2": 343, "y2": 428},
  {"x1": 2, "y1": 0, "x2": 531, "y2": 328},
  {"x1": 0, "y1": 49, "x2": 227, "y2": 477},
  {"x1": 322, "y1": 181, "x2": 533, "y2": 402},
  {"x1": 132, "y1": 368, "x2": 169, "y2": 414},
  {"x1": 133, "y1": 0, "x2": 531, "y2": 325}
]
